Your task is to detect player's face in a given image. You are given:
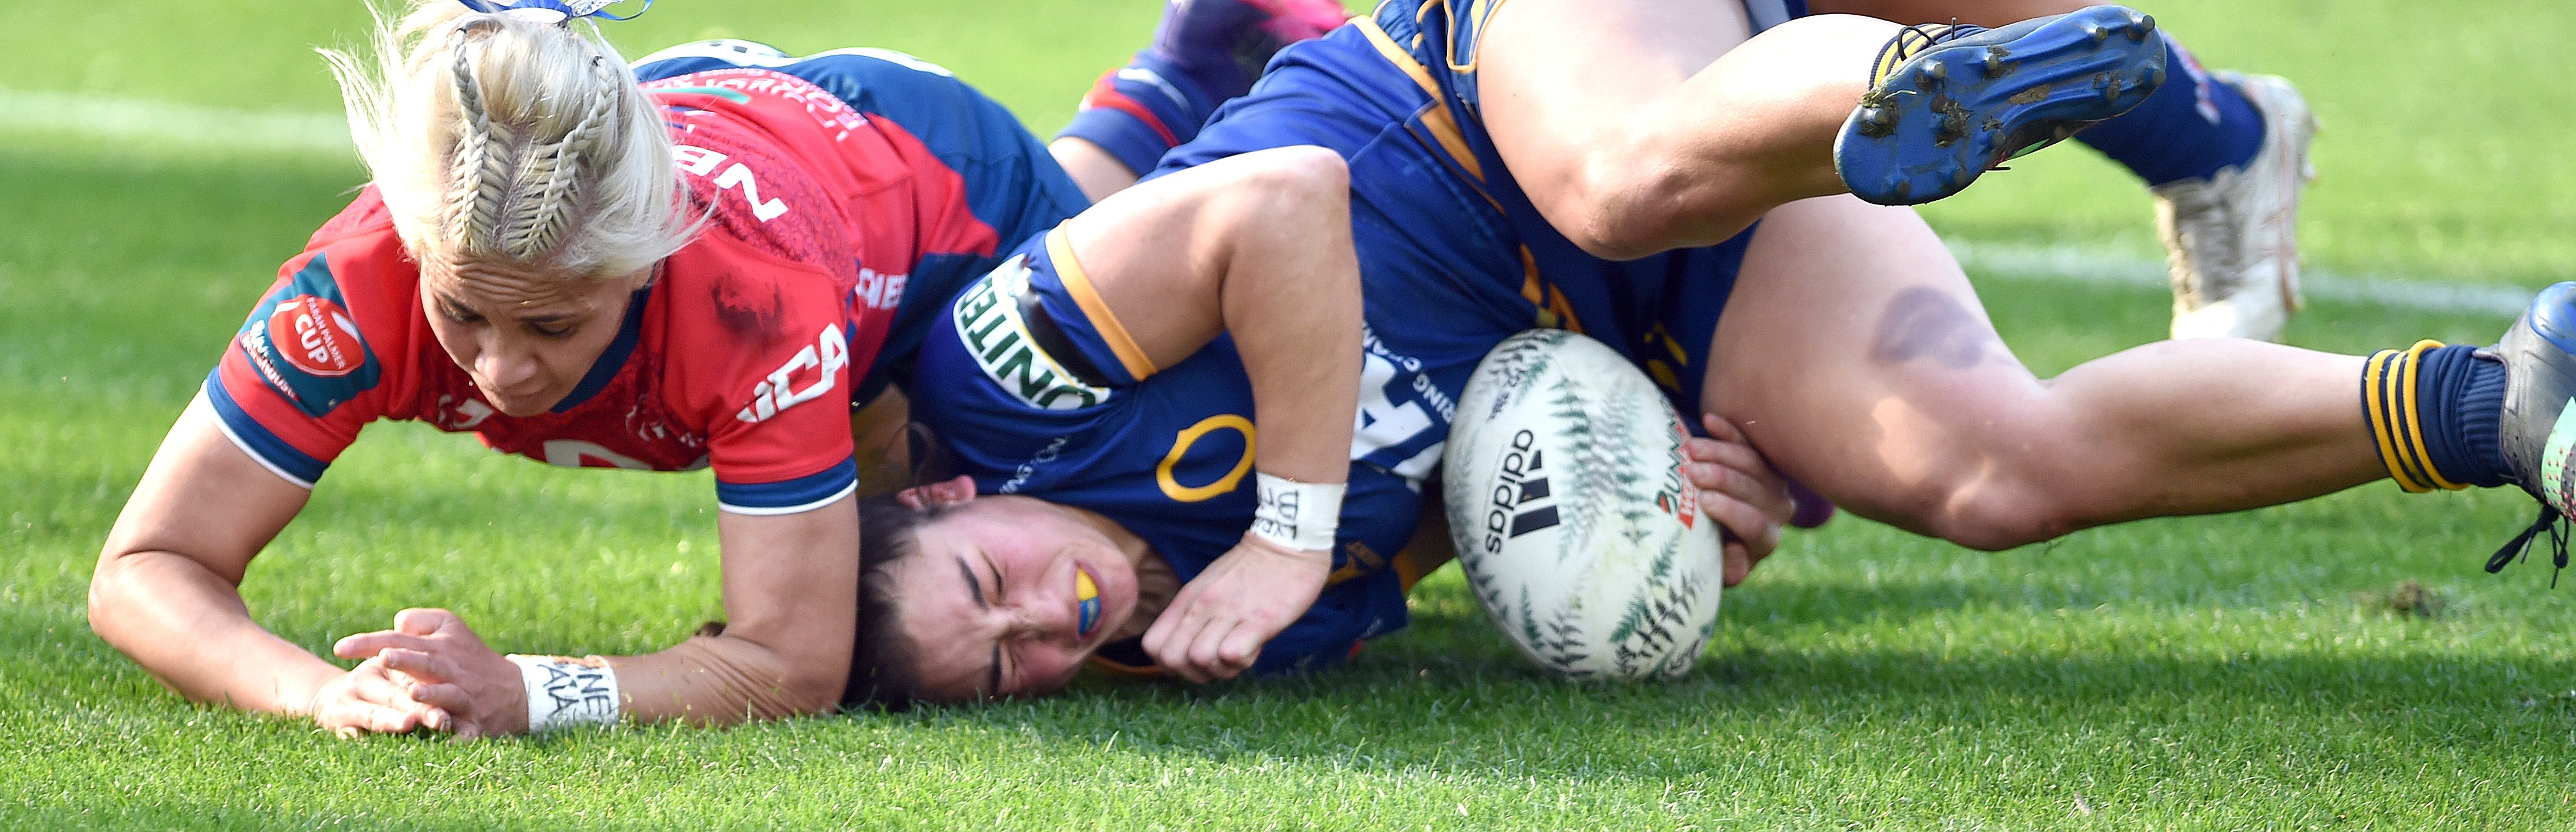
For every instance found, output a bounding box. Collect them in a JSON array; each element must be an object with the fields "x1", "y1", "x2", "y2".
[
  {"x1": 420, "y1": 260, "x2": 643, "y2": 417},
  {"x1": 888, "y1": 496, "x2": 1142, "y2": 701}
]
